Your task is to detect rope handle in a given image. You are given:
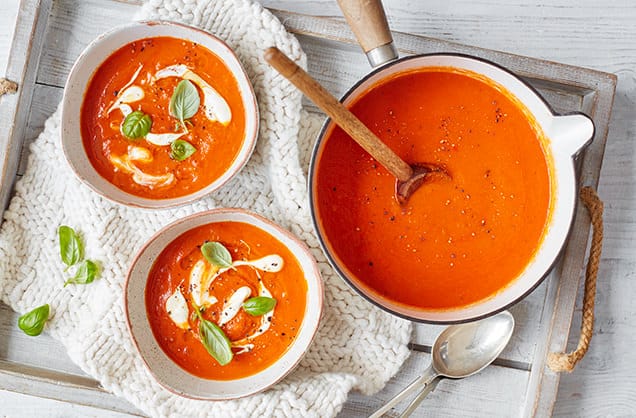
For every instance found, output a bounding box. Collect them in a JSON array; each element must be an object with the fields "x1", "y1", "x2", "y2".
[
  {"x1": 547, "y1": 186, "x2": 604, "y2": 372},
  {"x1": 0, "y1": 78, "x2": 18, "y2": 96}
]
